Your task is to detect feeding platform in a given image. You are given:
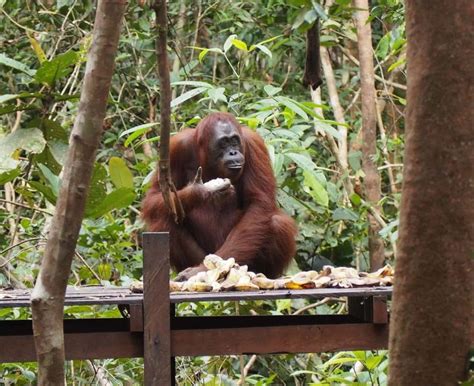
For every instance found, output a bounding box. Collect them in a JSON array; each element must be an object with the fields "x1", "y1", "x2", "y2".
[{"x1": 0, "y1": 233, "x2": 392, "y2": 385}]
